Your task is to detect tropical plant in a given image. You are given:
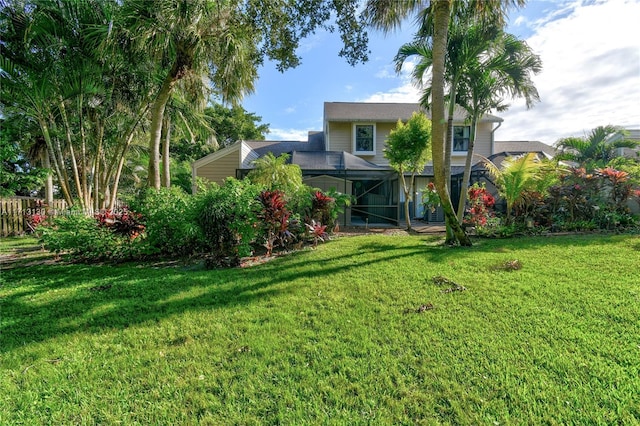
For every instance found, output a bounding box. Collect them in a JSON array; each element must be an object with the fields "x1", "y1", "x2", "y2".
[
  {"x1": 484, "y1": 152, "x2": 542, "y2": 225},
  {"x1": 257, "y1": 190, "x2": 294, "y2": 257},
  {"x1": 463, "y1": 182, "x2": 495, "y2": 228},
  {"x1": 384, "y1": 112, "x2": 432, "y2": 230},
  {"x1": 1, "y1": 0, "x2": 153, "y2": 210},
  {"x1": 247, "y1": 153, "x2": 304, "y2": 194},
  {"x1": 555, "y1": 125, "x2": 638, "y2": 170},
  {"x1": 193, "y1": 178, "x2": 262, "y2": 264},
  {"x1": 364, "y1": 0, "x2": 526, "y2": 246}
]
